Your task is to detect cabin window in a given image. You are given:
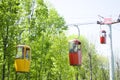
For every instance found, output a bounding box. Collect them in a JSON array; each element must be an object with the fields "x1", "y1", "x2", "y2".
[
  {"x1": 69, "y1": 42, "x2": 78, "y2": 52},
  {"x1": 16, "y1": 47, "x2": 24, "y2": 58},
  {"x1": 26, "y1": 49, "x2": 30, "y2": 60}
]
